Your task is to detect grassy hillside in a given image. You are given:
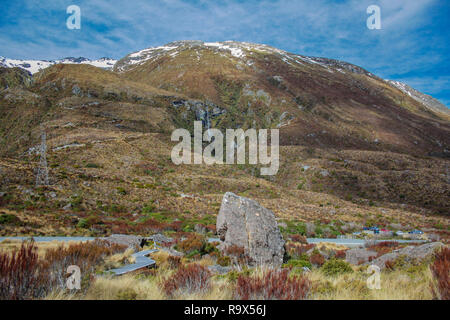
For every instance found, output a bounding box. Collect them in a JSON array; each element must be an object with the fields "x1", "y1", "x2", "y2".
[{"x1": 0, "y1": 42, "x2": 448, "y2": 238}]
